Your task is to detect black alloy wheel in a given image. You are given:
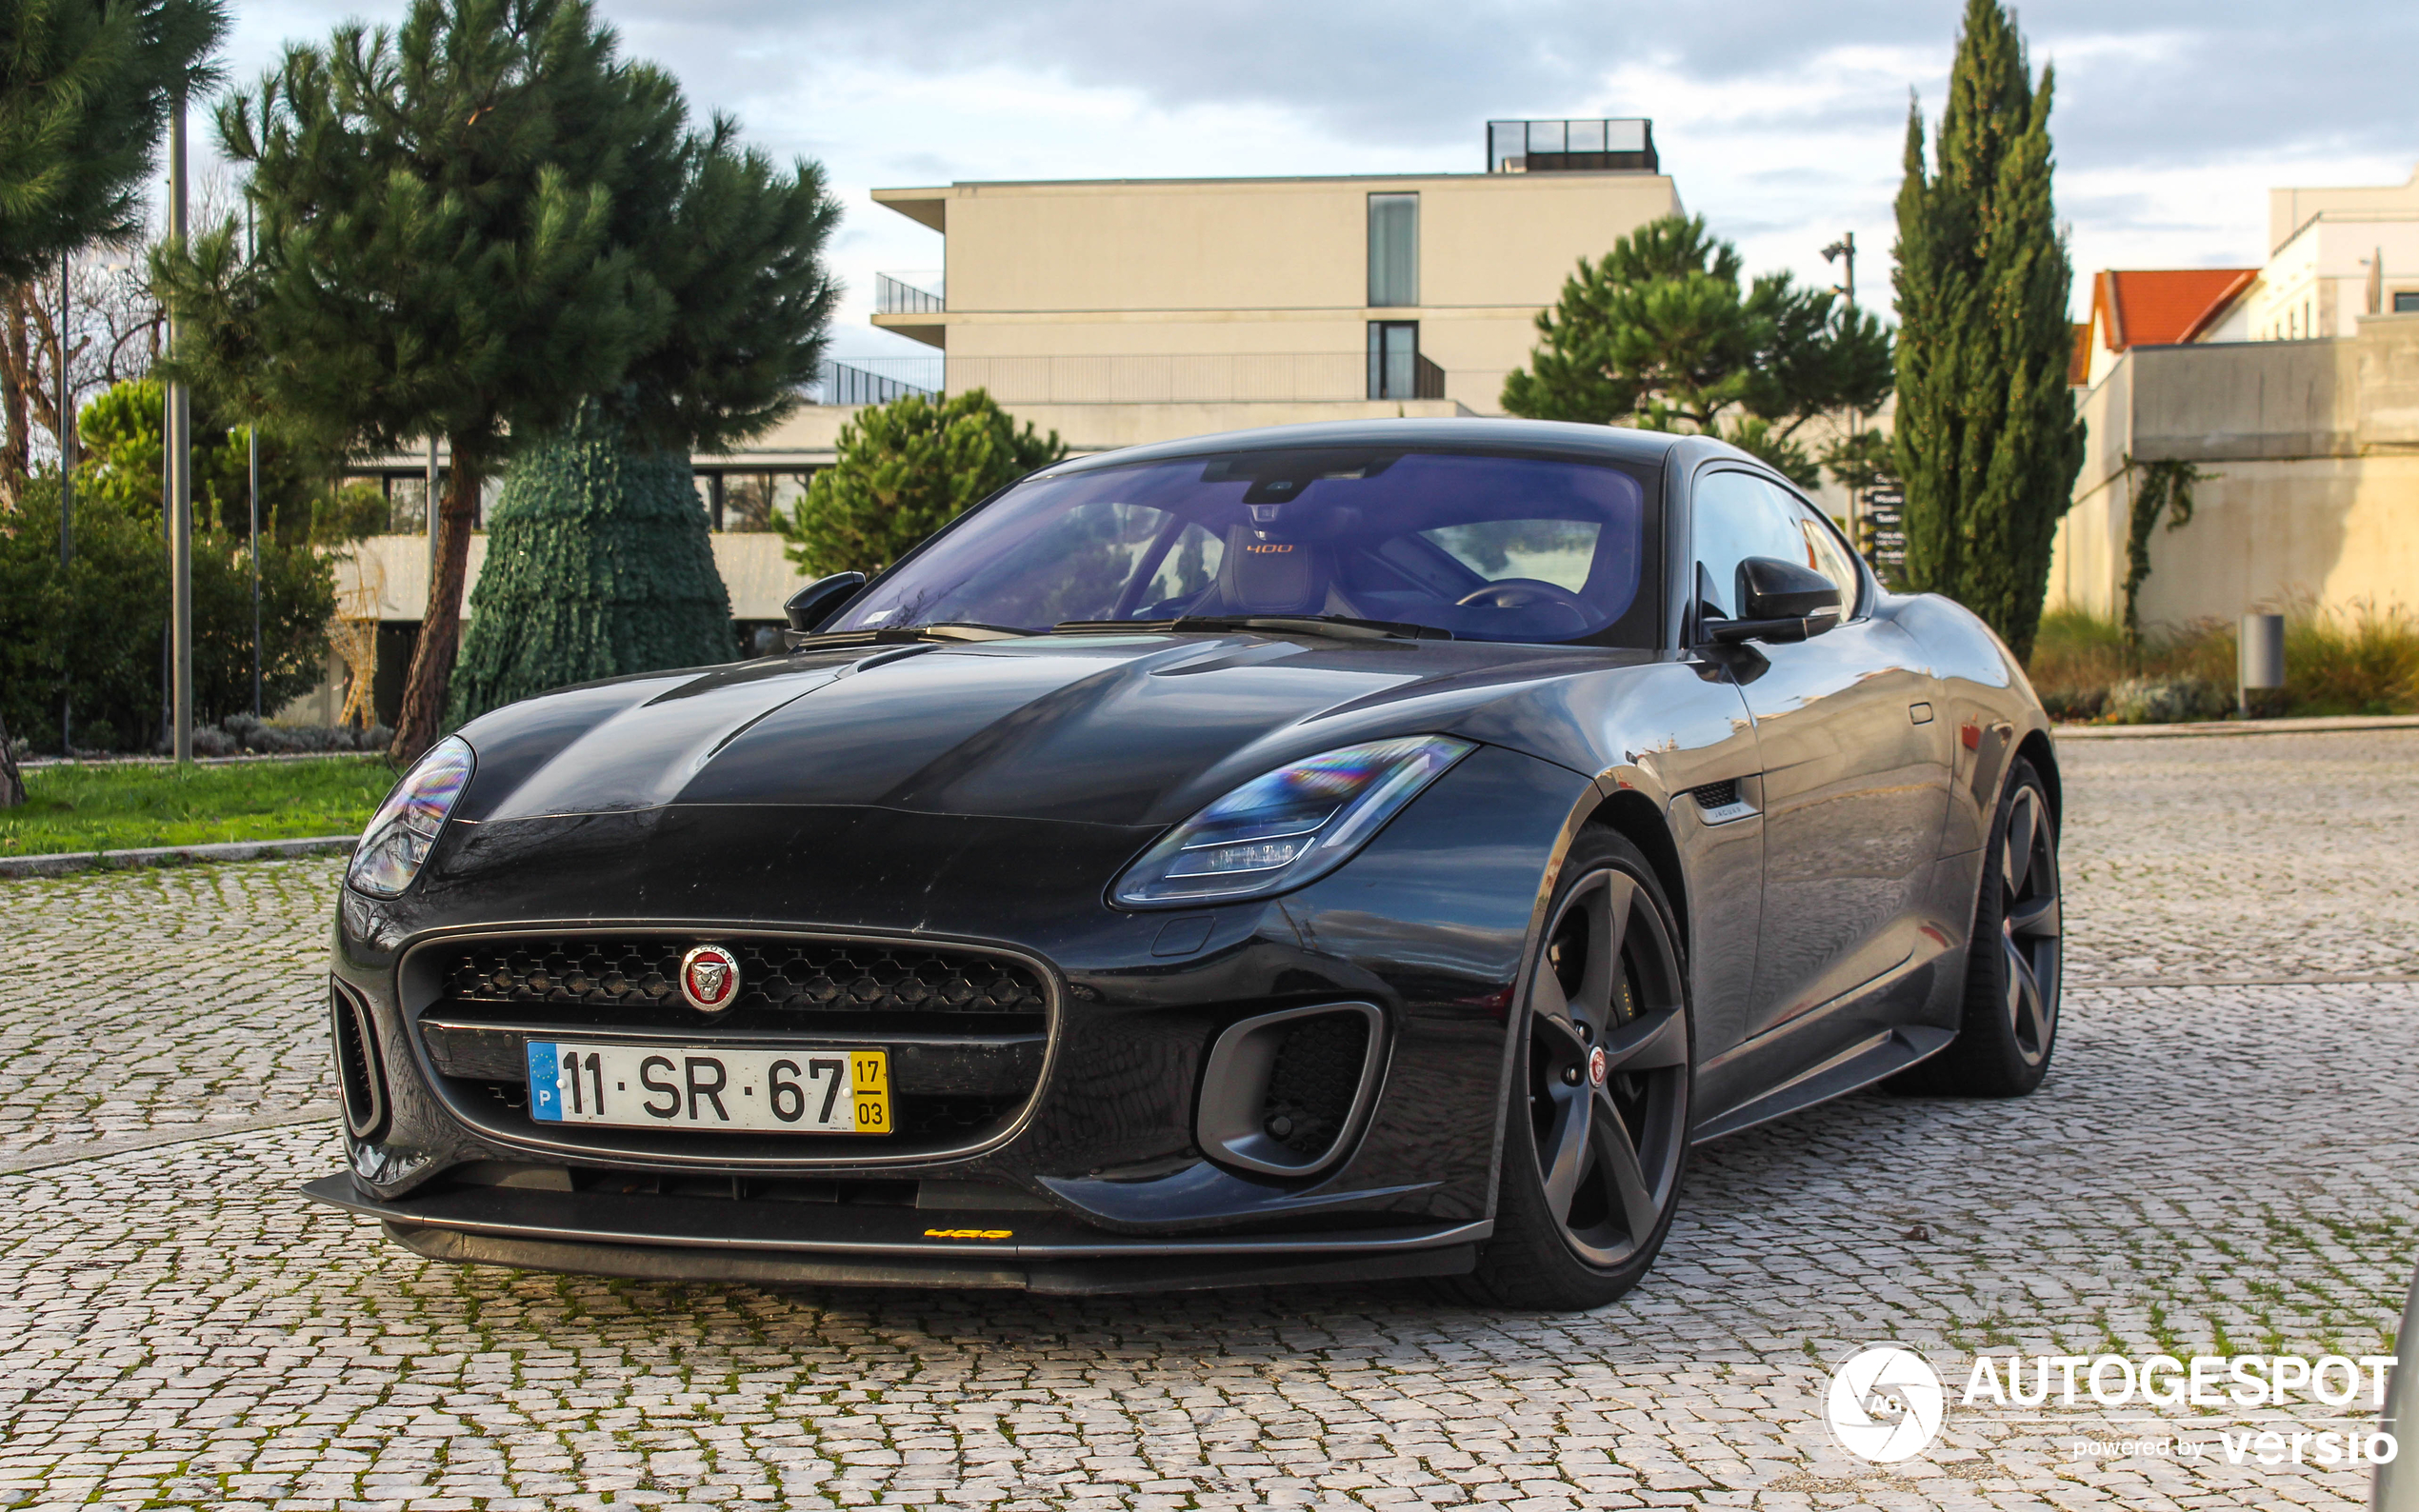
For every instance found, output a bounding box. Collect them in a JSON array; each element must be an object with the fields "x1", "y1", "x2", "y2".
[
  {"x1": 1896, "y1": 755, "x2": 2063, "y2": 1097},
  {"x1": 1460, "y1": 828, "x2": 1692, "y2": 1309}
]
